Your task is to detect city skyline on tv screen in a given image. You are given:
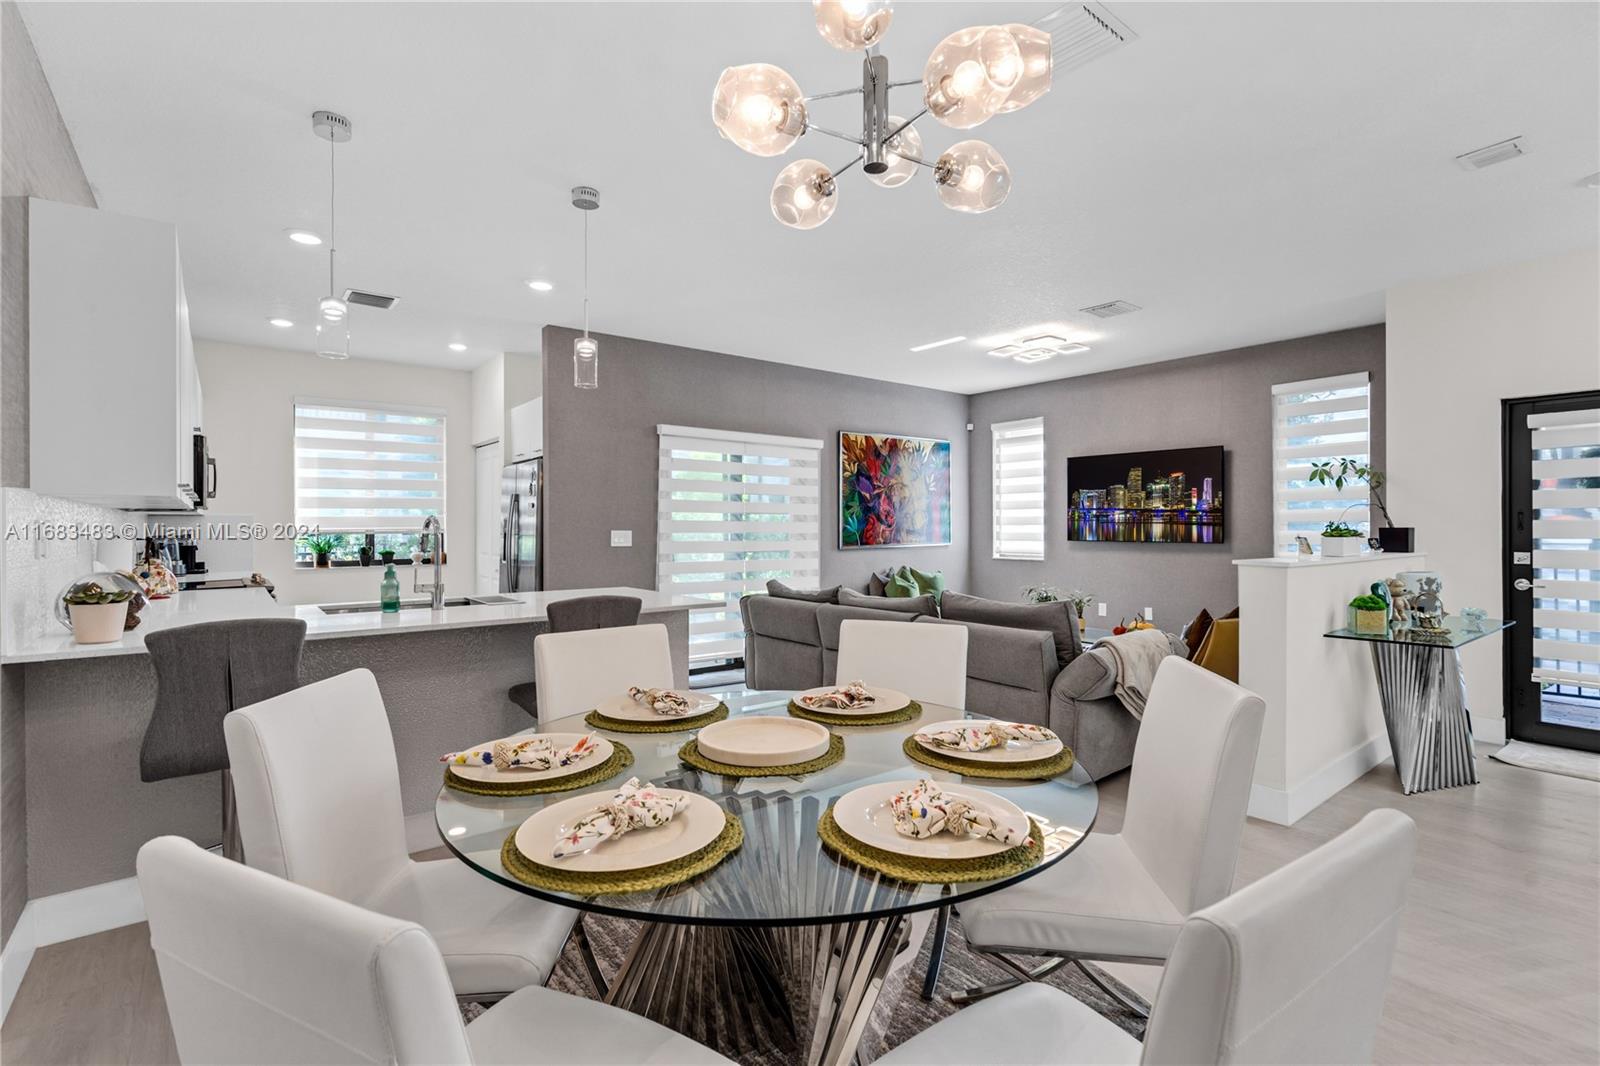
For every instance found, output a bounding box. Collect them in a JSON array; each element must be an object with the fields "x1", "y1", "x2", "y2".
[{"x1": 1067, "y1": 445, "x2": 1226, "y2": 544}]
